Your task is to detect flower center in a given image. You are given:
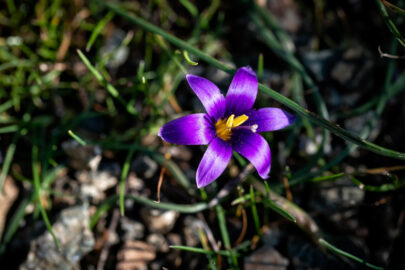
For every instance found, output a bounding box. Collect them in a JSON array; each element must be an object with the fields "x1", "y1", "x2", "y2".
[{"x1": 215, "y1": 114, "x2": 258, "y2": 141}]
